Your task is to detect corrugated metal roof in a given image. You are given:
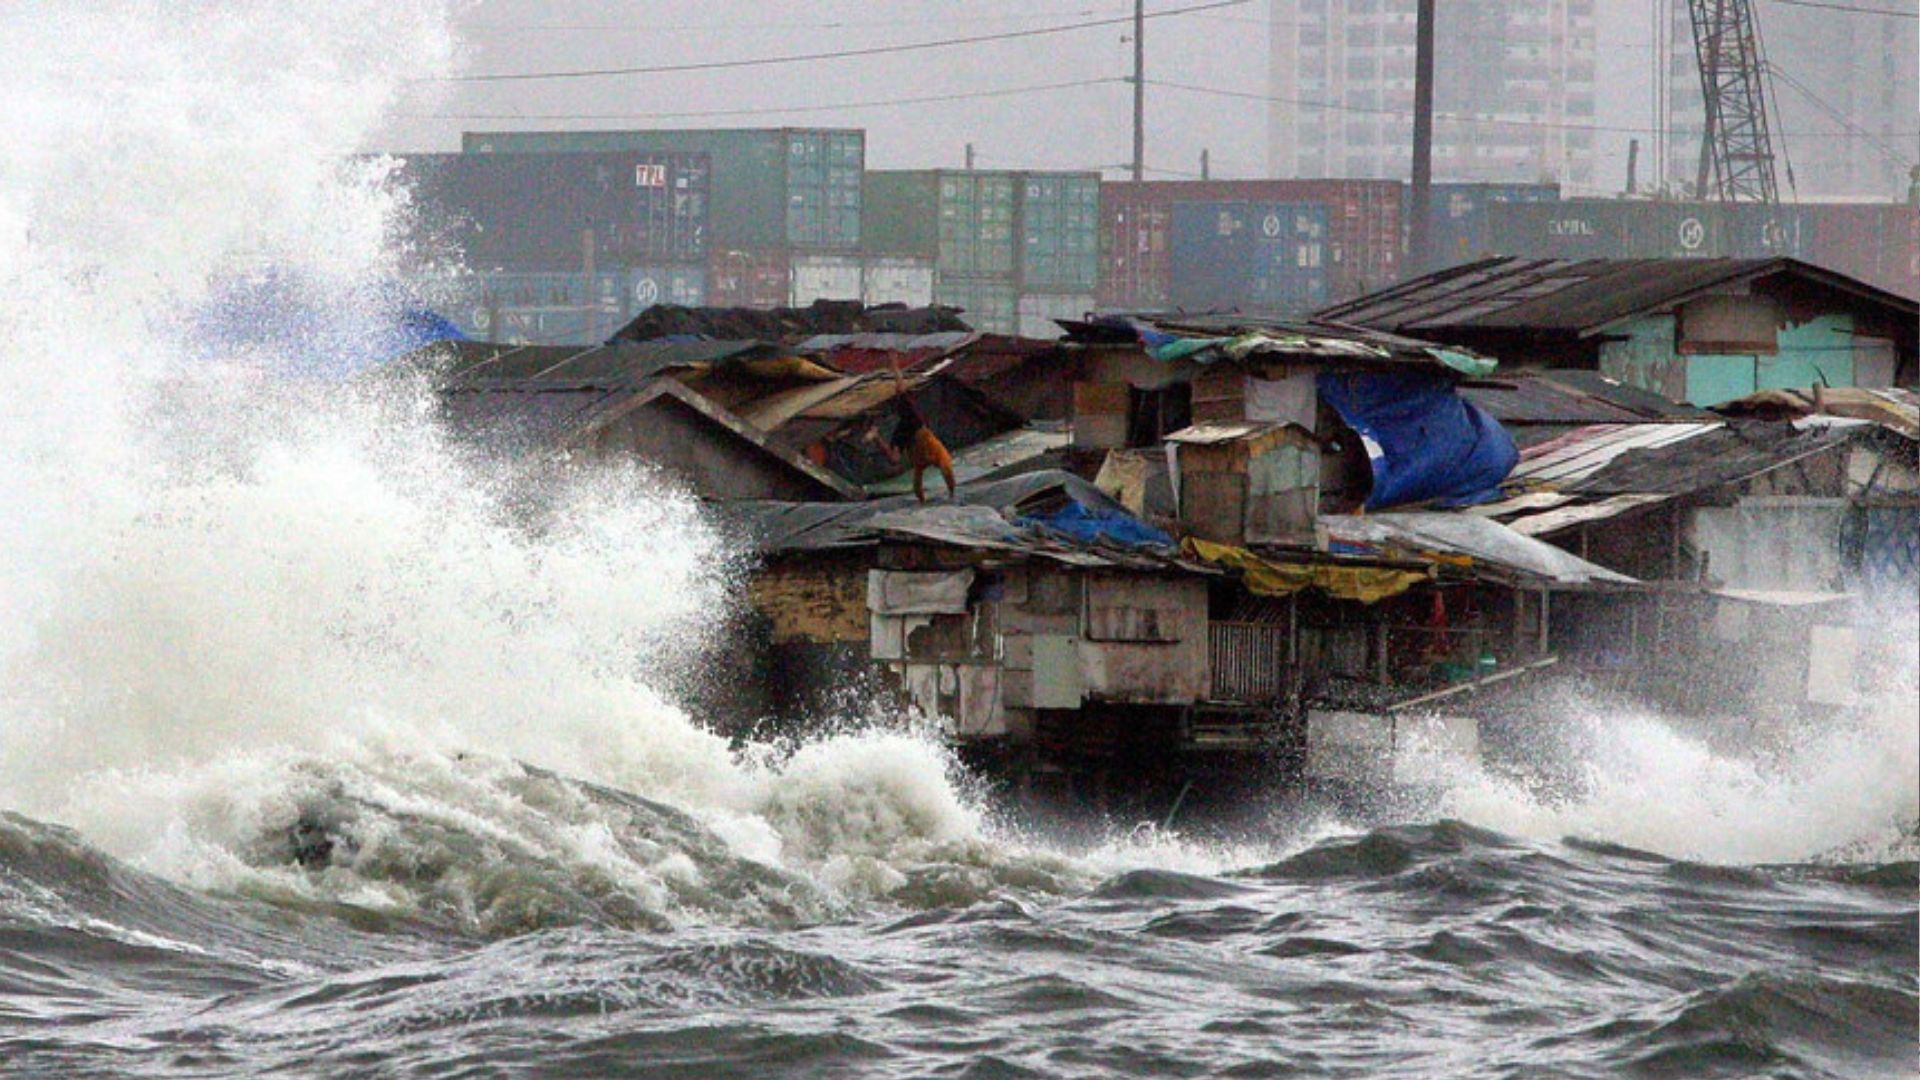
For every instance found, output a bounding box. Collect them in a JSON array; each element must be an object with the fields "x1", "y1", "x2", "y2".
[
  {"x1": 1463, "y1": 371, "x2": 1715, "y2": 426},
  {"x1": 1472, "y1": 419, "x2": 1865, "y2": 535},
  {"x1": 1565, "y1": 421, "x2": 1859, "y2": 497},
  {"x1": 433, "y1": 339, "x2": 777, "y2": 389},
  {"x1": 1316, "y1": 256, "x2": 1917, "y2": 338},
  {"x1": 1510, "y1": 422, "x2": 1724, "y2": 488}
]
